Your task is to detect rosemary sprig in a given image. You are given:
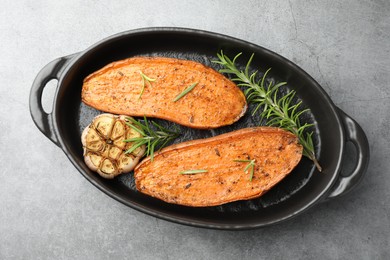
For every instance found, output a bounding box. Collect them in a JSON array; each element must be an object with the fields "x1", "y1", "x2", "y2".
[
  {"x1": 180, "y1": 169, "x2": 208, "y2": 175},
  {"x1": 234, "y1": 159, "x2": 256, "y2": 181},
  {"x1": 214, "y1": 51, "x2": 322, "y2": 172},
  {"x1": 138, "y1": 71, "x2": 156, "y2": 99},
  {"x1": 173, "y1": 82, "x2": 198, "y2": 102},
  {"x1": 124, "y1": 116, "x2": 180, "y2": 161}
]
